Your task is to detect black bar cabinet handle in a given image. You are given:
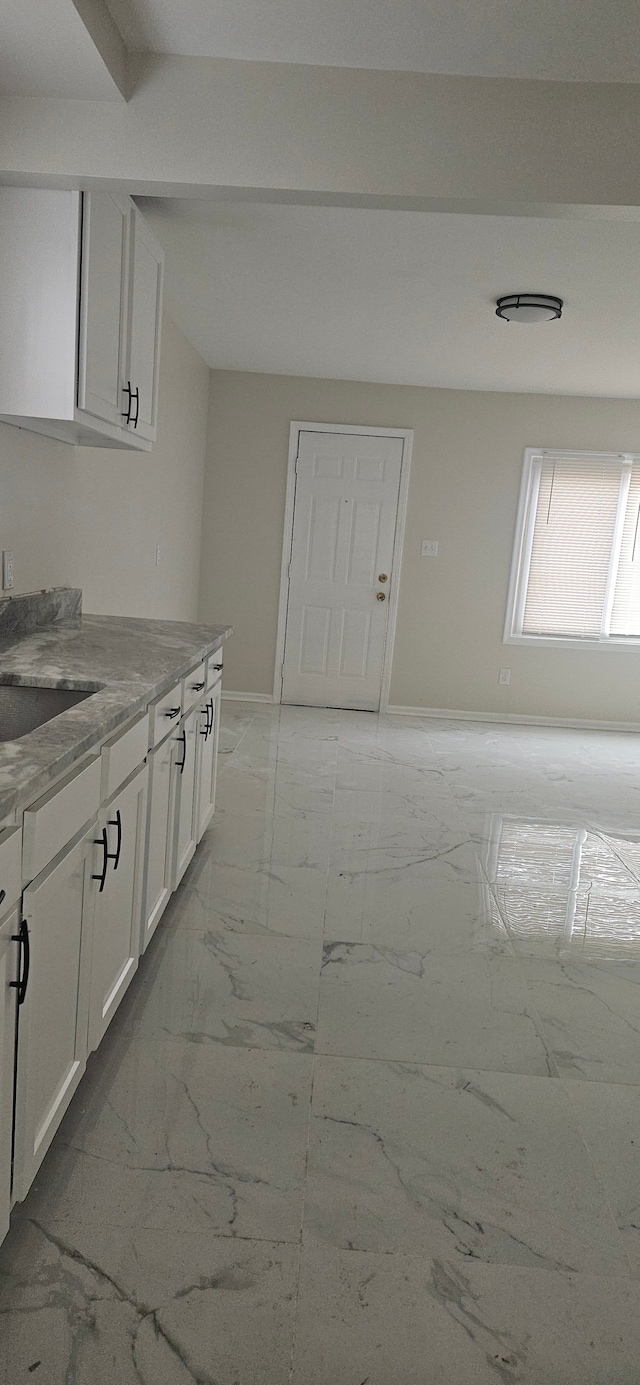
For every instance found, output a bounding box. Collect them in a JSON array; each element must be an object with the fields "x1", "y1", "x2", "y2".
[
  {"x1": 212, "y1": 663, "x2": 223, "y2": 671},
  {"x1": 191, "y1": 681, "x2": 205, "y2": 692},
  {"x1": 92, "y1": 827, "x2": 109, "y2": 892},
  {"x1": 132, "y1": 386, "x2": 140, "y2": 429},
  {"x1": 11, "y1": 919, "x2": 30, "y2": 1005},
  {"x1": 199, "y1": 703, "x2": 209, "y2": 736},
  {"x1": 0, "y1": 889, "x2": 5, "y2": 909},
  {"x1": 176, "y1": 727, "x2": 187, "y2": 773},
  {"x1": 206, "y1": 699, "x2": 214, "y2": 739},
  {"x1": 164, "y1": 707, "x2": 181, "y2": 719},
  {"x1": 108, "y1": 810, "x2": 122, "y2": 871},
  {"x1": 121, "y1": 381, "x2": 132, "y2": 423}
]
